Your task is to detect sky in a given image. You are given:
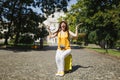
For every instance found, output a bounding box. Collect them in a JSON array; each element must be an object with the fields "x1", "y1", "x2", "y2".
[
  {"x1": 2, "y1": 0, "x2": 77, "y2": 22},
  {"x1": 67, "y1": 0, "x2": 77, "y2": 9},
  {"x1": 32, "y1": 0, "x2": 77, "y2": 14},
  {"x1": 43, "y1": 0, "x2": 77, "y2": 28}
]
